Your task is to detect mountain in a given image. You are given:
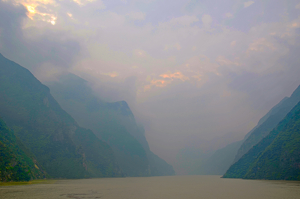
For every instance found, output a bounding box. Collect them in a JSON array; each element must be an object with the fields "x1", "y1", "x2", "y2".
[
  {"x1": 0, "y1": 117, "x2": 46, "y2": 181},
  {"x1": 223, "y1": 100, "x2": 300, "y2": 180},
  {"x1": 0, "y1": 53, "x2": 122, "y2": 179},
  {"x1": 234, "y1": 86, "x2": 300, "y2": 162},
  {"x1": 193, "y1": 140, "x2": 243, "y2": 175},
  {"x1": 46, "y1": 73, "x2": 175, "y2": 176}
]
